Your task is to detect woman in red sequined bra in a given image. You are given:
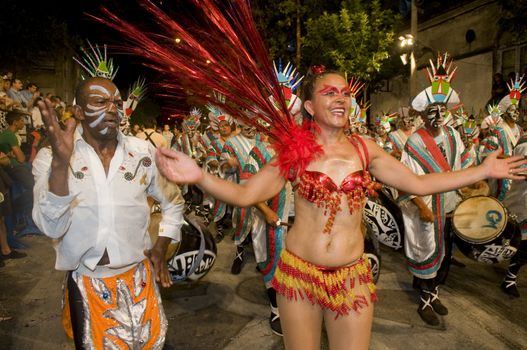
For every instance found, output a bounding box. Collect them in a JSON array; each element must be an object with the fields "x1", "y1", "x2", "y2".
[{"x1": 156, "y1": 71, "x2": 526, "y2": 350}]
